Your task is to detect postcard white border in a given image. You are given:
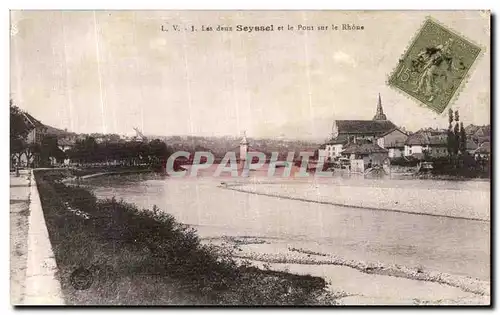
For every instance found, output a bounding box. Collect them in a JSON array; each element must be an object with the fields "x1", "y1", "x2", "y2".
[{"x1": 1, "y1": 1, "x2": 497, "y2": 314}]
